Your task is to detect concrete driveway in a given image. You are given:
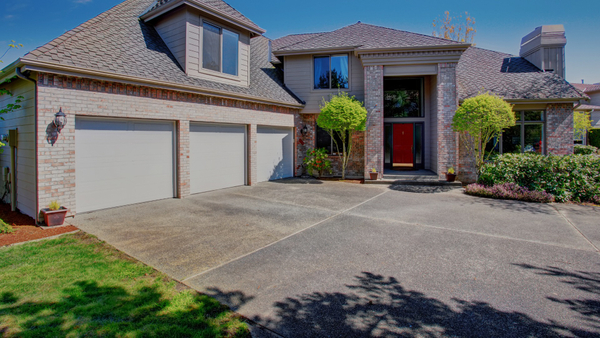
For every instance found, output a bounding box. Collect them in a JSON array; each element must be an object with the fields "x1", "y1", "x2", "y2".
[{"x1": 72, "y1": 179, "x2": 600, "y2": 337}]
